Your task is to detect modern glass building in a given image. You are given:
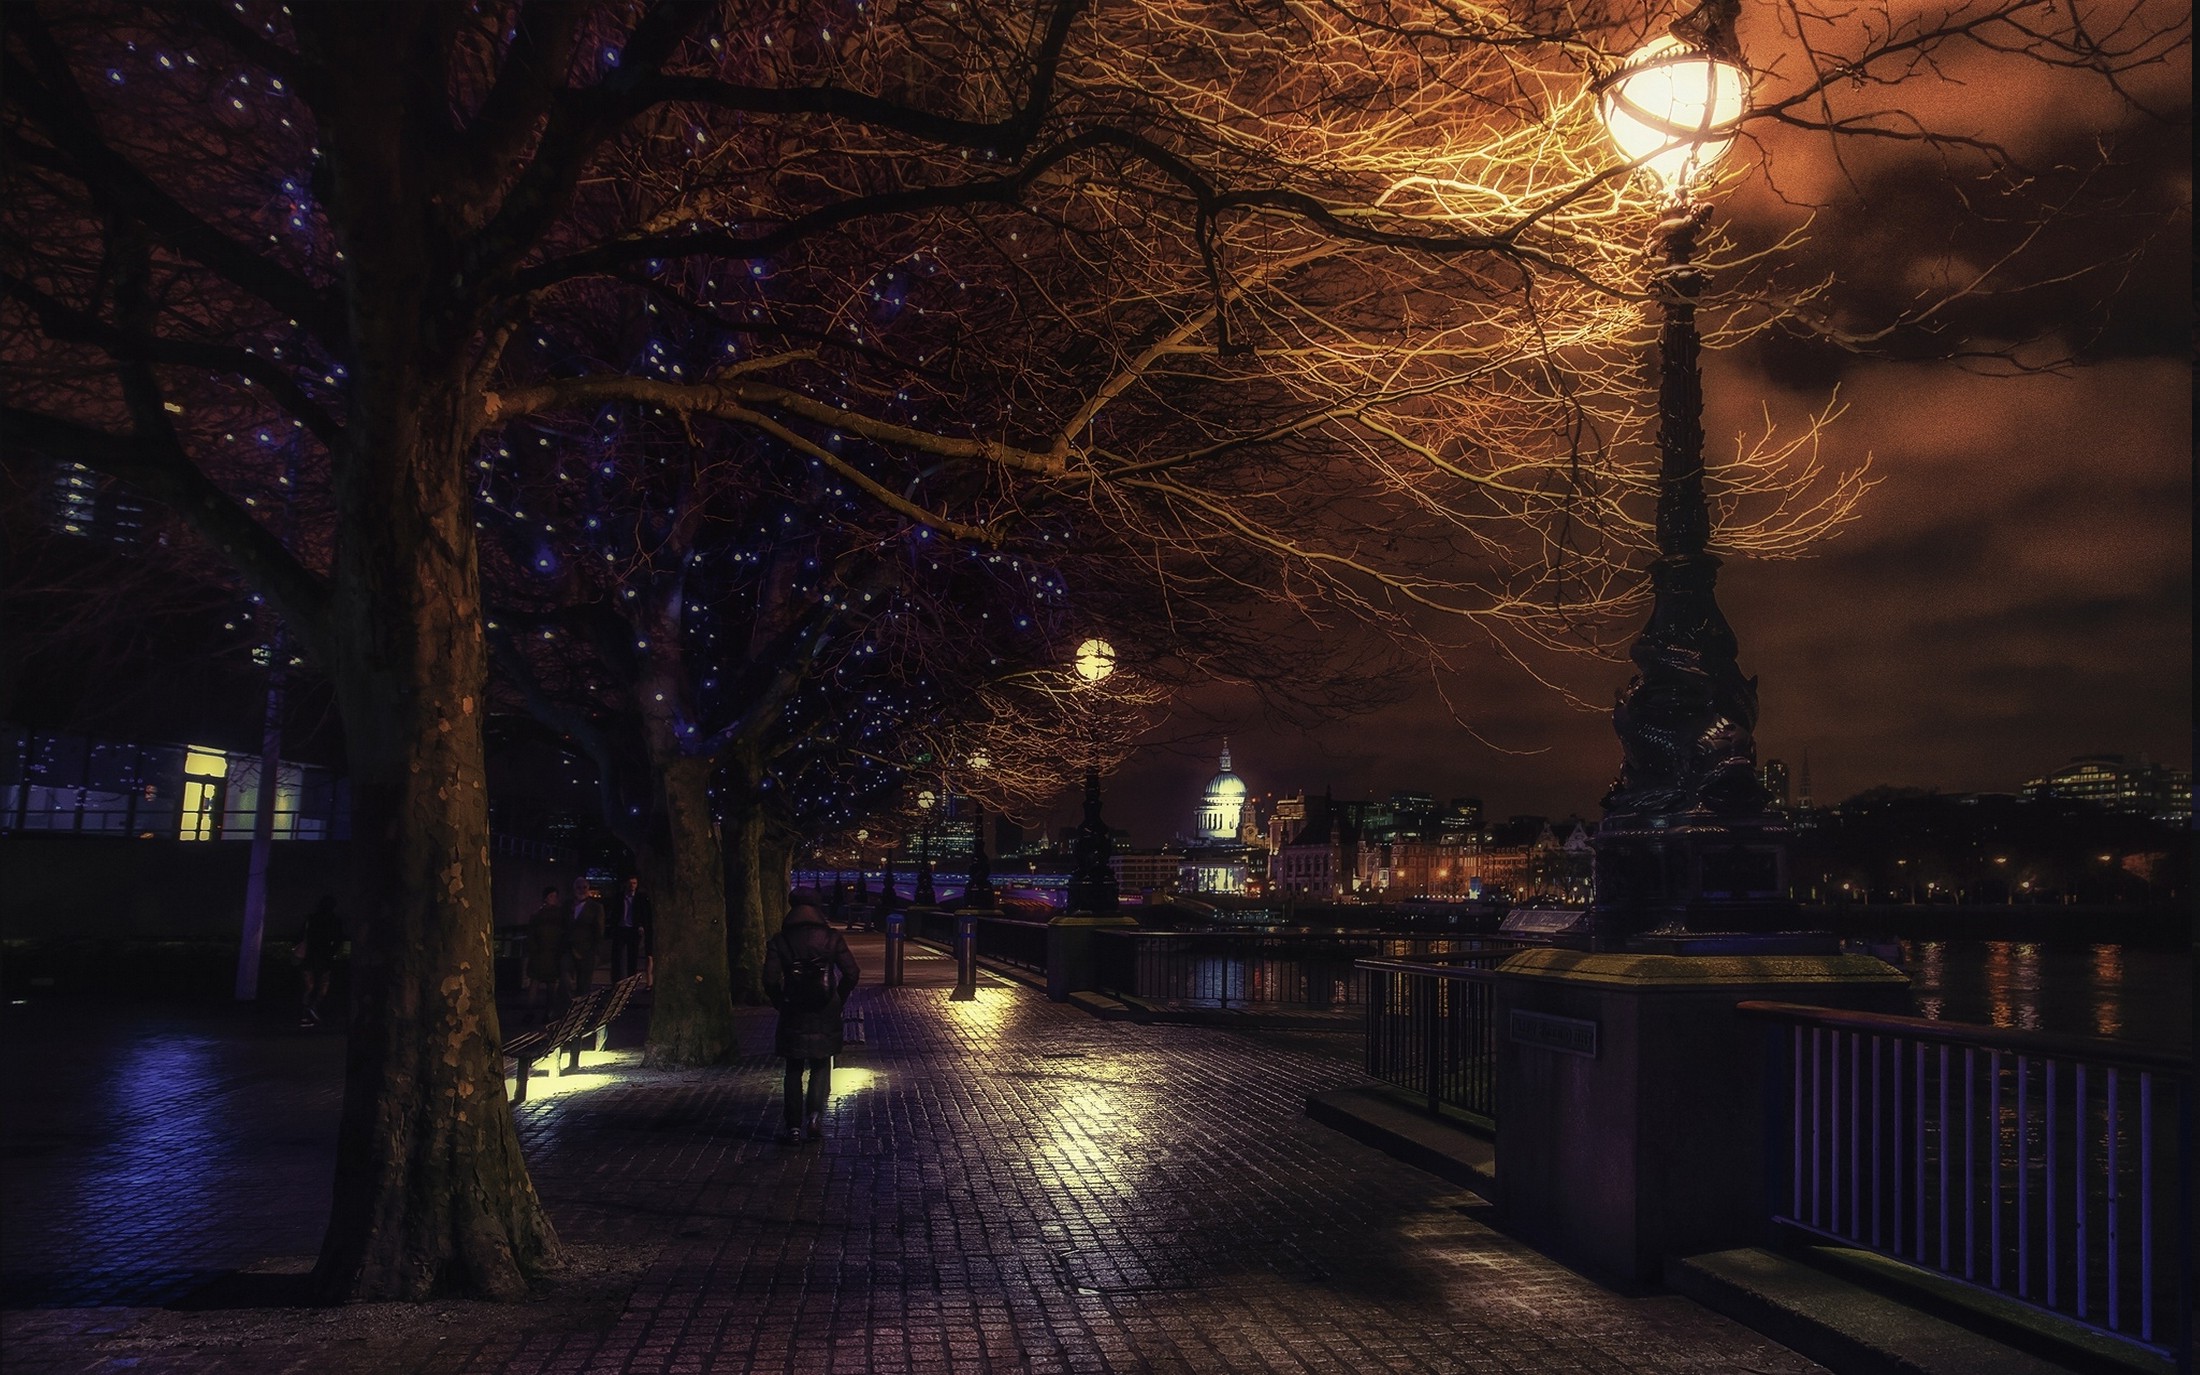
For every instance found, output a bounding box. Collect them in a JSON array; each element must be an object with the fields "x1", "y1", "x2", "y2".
[{"x1": 0, "y1": 726, "x2": 347, "y2": 840}]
